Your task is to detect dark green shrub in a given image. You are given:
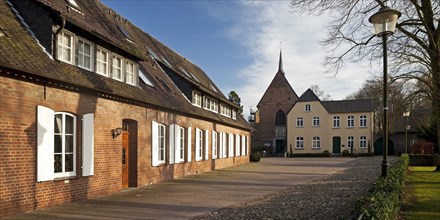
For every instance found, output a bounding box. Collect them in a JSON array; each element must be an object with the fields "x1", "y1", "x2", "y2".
[
  {"x1": 250, "y1": 152, "x2": 261, "y2": 162},
  {"x1": 323, "y1": 150, "x2": 331, "y2": 157},
  {"x1": 352, "y1": 154, "x2": 409, "y2": 220},
  {"x1": 342, "y1": 149, "x2": 350, "y2": 157},
  {"x1": 409, "y1": 154, "x2": 436, "y2": 166}
]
